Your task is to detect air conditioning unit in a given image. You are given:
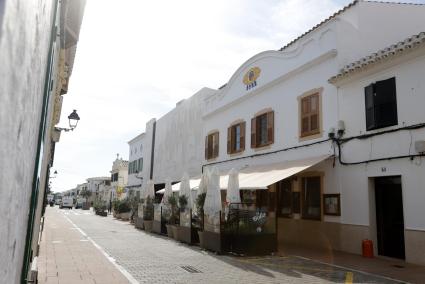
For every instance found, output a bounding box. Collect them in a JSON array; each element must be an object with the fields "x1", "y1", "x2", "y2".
[{"x1": 415, "y1": 140, "x2": 425, "y2": 154}]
